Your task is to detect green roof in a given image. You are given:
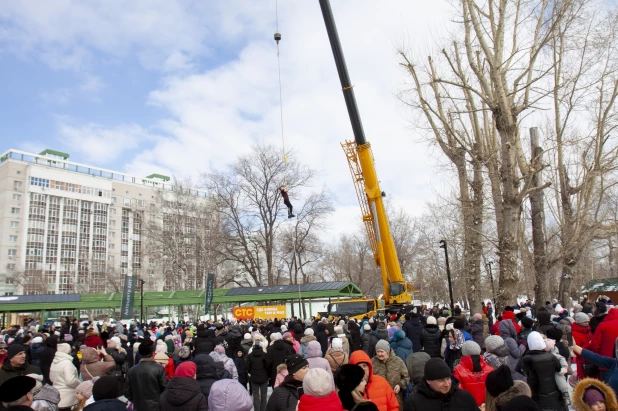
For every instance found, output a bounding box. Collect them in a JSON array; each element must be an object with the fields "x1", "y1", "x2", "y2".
[
  {"x1": 582, "y1": 277, "x2": 618, "y2": 293},
  {"x1": 146, "y1": 174, "x2": 170, "y2": 181},
  {"x1": 39, "y1": 149, "x2": 69, "y2": 160},
  {"x1": 0, "y1": 282, "x2": 363, "y2": 313}
]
